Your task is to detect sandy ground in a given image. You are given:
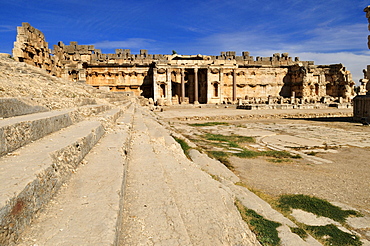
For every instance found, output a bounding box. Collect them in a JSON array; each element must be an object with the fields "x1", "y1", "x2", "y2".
[{"x1": 159, "y1": 106, "x2": 370, "y2": 214}]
